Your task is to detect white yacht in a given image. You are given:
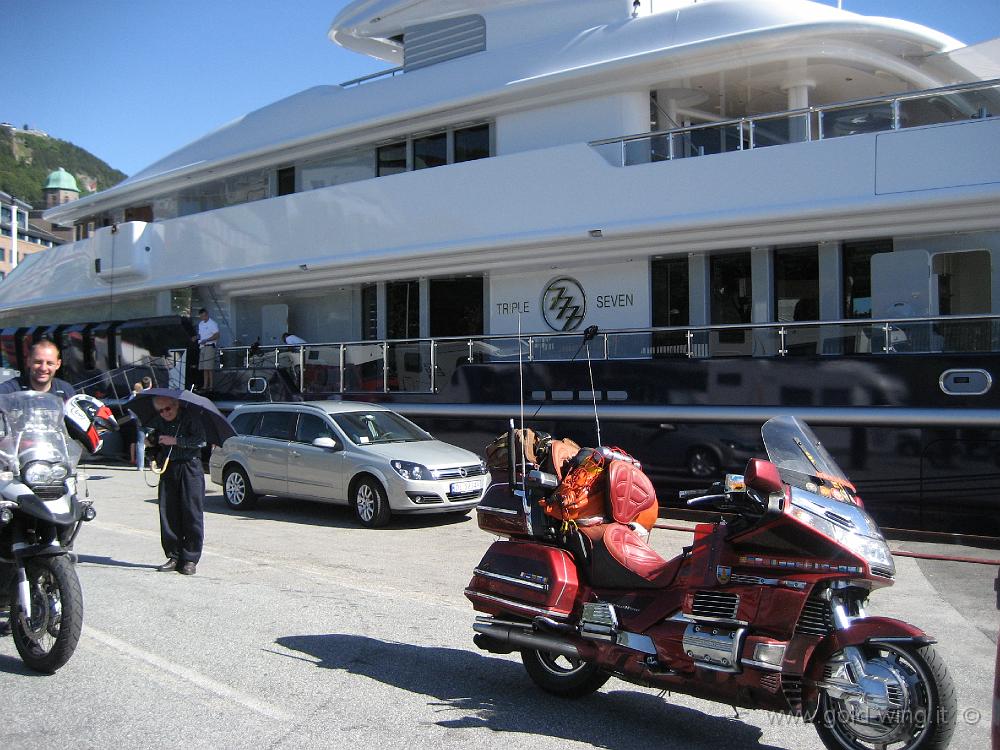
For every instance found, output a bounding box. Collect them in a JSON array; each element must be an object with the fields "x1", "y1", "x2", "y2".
[{"x1": 3, "y1": 0, "x2": 999, "y2": 535}]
